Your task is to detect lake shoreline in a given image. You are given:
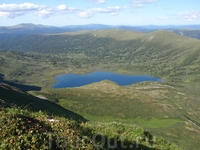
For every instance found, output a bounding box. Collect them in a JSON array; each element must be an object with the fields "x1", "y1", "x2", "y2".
[{"x1": 52, "y1": 71, "x2": 161, "y2": 89}]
